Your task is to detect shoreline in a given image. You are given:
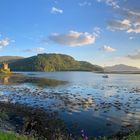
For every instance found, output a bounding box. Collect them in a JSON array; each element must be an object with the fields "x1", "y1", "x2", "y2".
[{"x1": 12, "y1": 71, "x2": 140, "y2": 75}]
